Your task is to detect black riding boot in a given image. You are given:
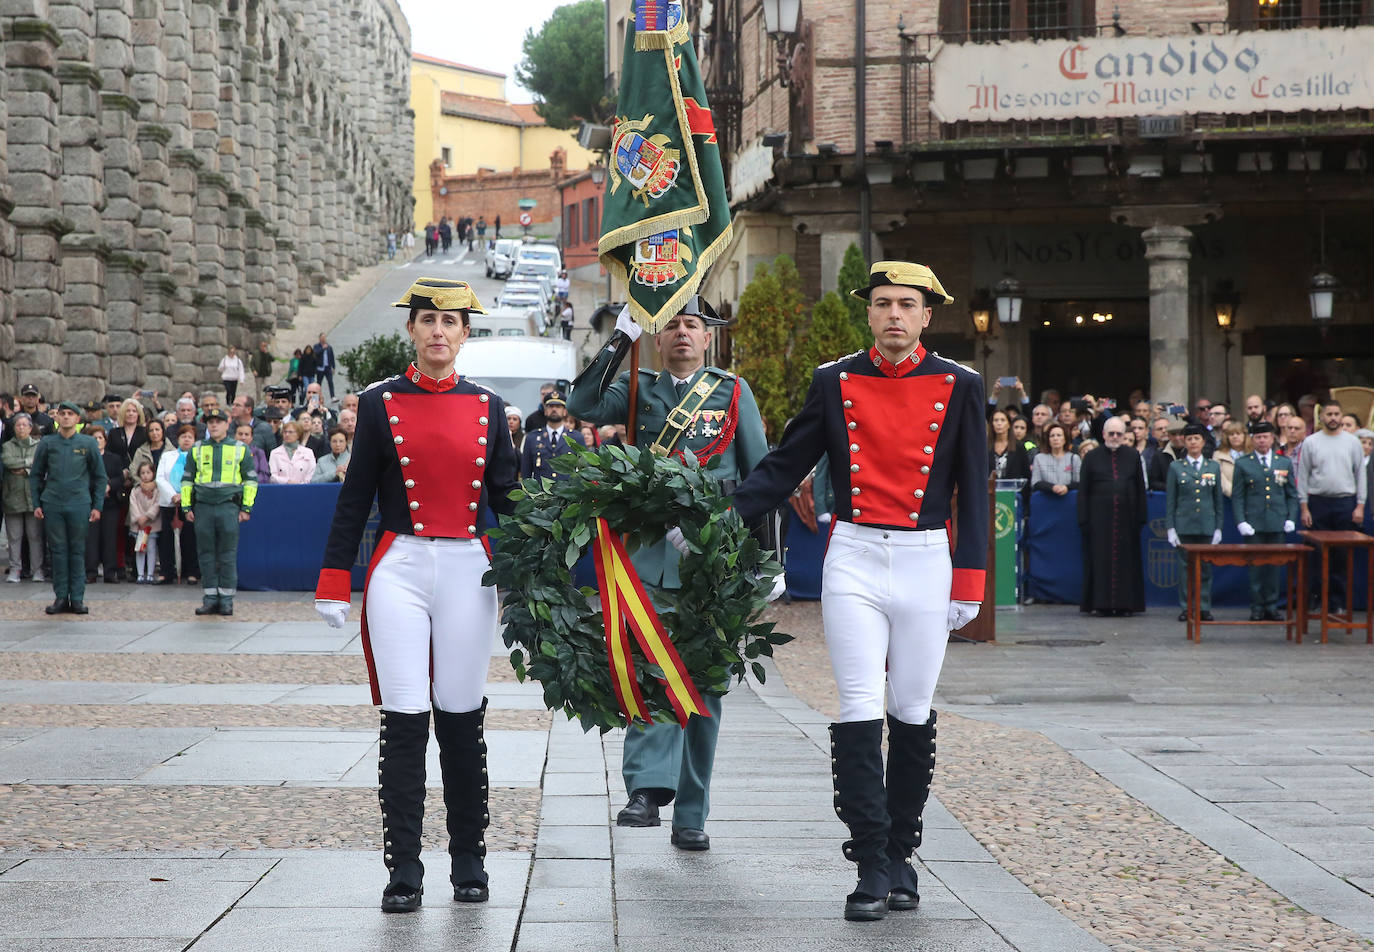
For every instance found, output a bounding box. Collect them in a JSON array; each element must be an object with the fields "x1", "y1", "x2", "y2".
[
  {"x1": 829, "y1": 719, "x2": 890, "y2": 921},
  {"x1": 433, "y1": 698, "x2": 490, "y2": 902},
  {"x1": 378, "y1": 709, "x2": 430, "y2": 912},
  {"x1": 885, "y1": 710, "x2": 937, "y2": 910}
]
